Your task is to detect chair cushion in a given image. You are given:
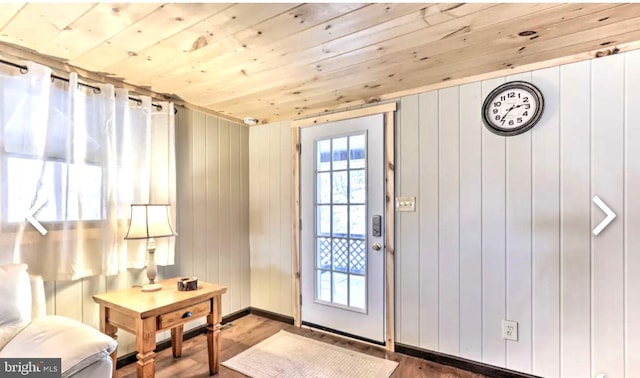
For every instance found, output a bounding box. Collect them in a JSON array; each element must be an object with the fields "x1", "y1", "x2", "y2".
[
  {"x1": 0, "y1": 315, "x2": 117, "y2": 378},
  {"x1": 0, "y1": 264, "x2": 31, "y2": 349}
]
